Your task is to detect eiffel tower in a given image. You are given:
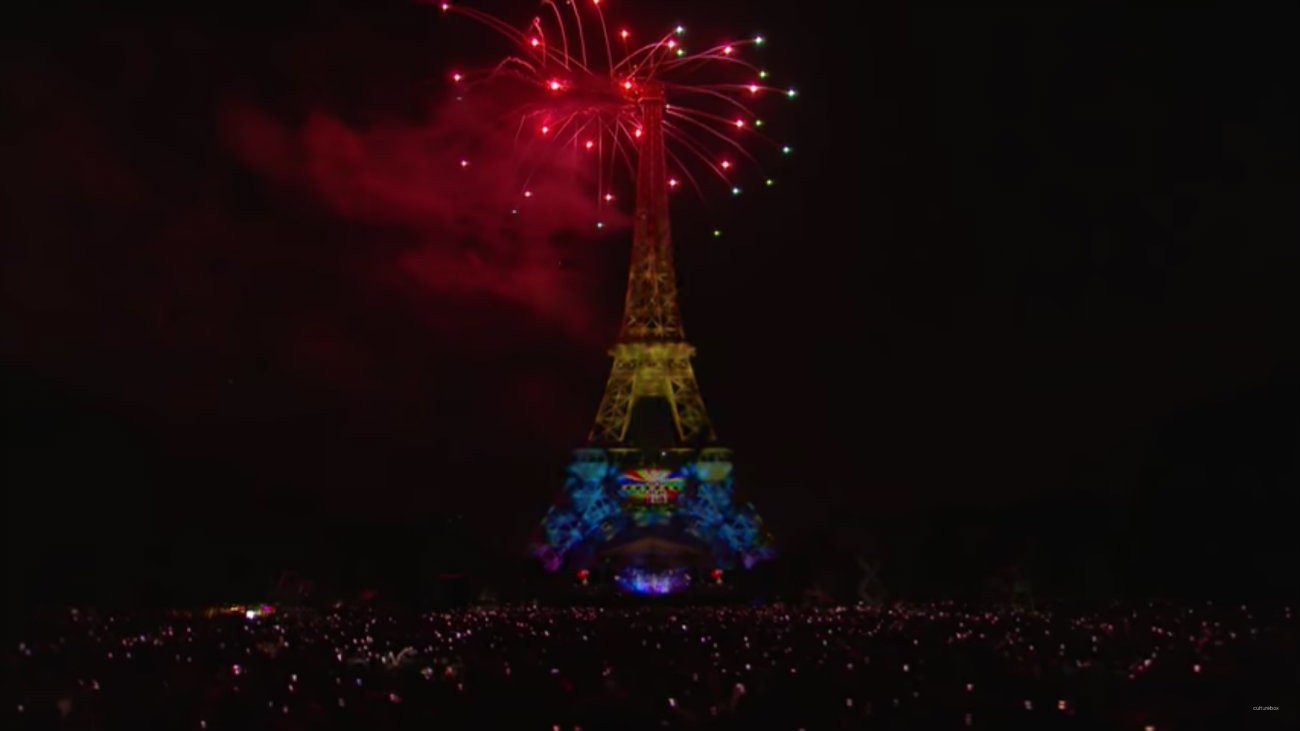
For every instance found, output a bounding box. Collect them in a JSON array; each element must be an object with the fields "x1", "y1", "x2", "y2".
[
  {"x1": 590, "y1": 81, "x2": 712, "y2": 449},
  {"x1": 534, "y1": 82, "x2": 772, "y2": 591}
]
